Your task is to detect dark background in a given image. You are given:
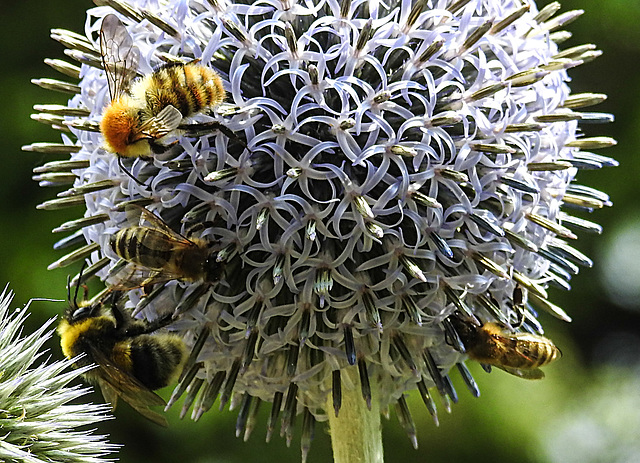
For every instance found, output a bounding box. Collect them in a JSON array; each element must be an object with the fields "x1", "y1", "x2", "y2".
[{"x1": 3, "y1": 1, "x2": 638, "y2": 462}]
